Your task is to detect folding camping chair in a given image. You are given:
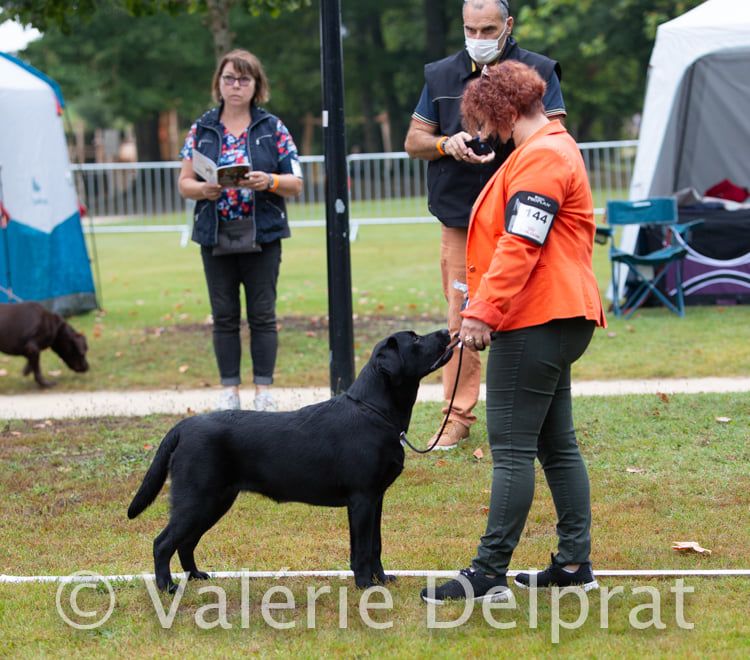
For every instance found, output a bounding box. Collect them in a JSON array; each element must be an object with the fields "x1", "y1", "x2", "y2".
[{"x1": 599, "y1": 197, "x2": 696, "y2": 318}]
